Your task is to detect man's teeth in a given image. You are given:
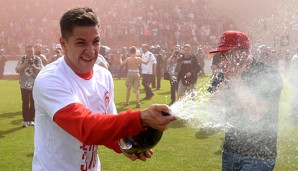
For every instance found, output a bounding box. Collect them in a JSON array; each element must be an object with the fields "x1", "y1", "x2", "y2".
[{"x1": 81, "y1": 56, "x2": 92, "y2": 61}]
